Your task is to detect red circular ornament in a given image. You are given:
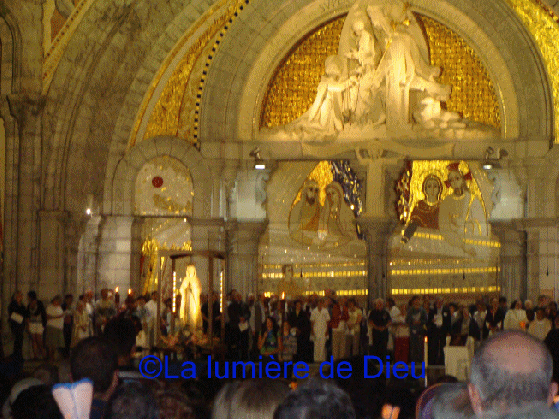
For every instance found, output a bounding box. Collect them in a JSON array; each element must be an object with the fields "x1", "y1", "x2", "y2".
[{"x1": 152, "y1": 176, "x2": 163, "y2": 188}]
